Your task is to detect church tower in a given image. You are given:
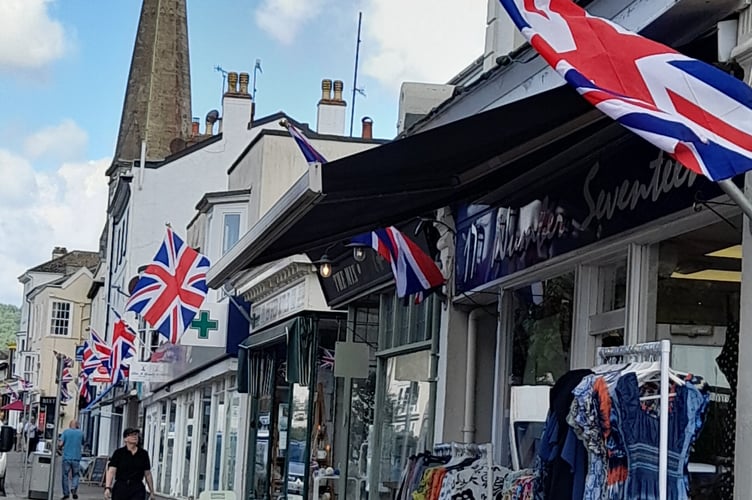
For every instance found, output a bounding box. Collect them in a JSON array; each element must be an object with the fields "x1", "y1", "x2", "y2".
[{"x1": 108, "y1": 0, "x2": 192, "y2": 179}]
